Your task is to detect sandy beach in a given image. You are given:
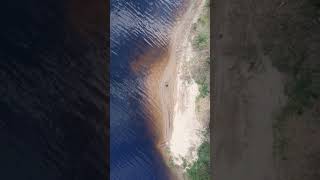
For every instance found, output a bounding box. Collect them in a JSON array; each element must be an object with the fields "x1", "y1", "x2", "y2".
[
  {"x1": 160, "y1": 0, "x2": 207, "y2": 163},
  {"x1": 141, "y1": 0, "x2": 207, "y2": 172},
  {"x1": 130, "y1": 0, "x2": 208, "y2": 179}
]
